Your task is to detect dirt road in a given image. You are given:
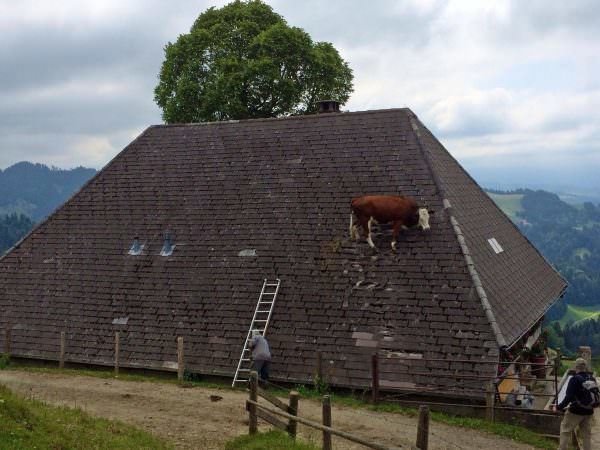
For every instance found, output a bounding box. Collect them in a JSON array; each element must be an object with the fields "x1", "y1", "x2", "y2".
[{"x1": 0, "y1": 370, "x2": 556, "y2": 449}]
